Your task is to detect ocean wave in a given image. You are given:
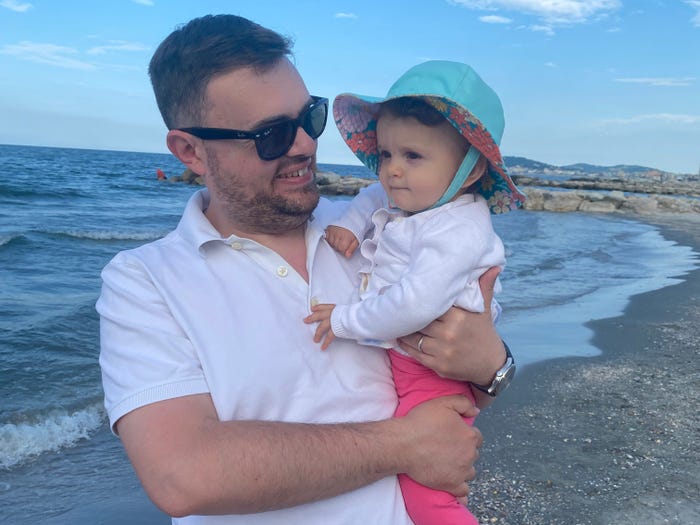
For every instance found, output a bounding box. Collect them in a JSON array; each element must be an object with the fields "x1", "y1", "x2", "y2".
[
  {"x1": 46, "y1": 229, "x2": 166, "y2": 241},
  {"x1": 0, "y1": 402, "x2": 105, "y2": 470},
  {"x1": 0, "y1": 184, "x2": 86, "y2": 200},
  {"x1": 0, "y1": 233, "x2": 25, "y2": 248}
]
